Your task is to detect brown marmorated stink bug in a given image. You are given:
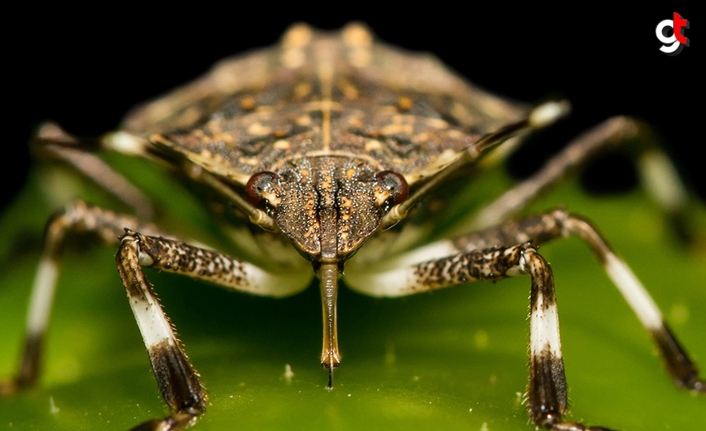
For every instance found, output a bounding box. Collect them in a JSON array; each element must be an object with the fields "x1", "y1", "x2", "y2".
[{"x1": 1, "y1": 22, "x2": 704, "y2": 430}]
